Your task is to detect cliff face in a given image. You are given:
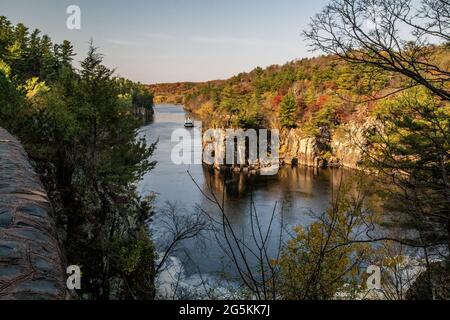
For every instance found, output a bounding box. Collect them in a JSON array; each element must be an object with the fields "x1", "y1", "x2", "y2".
[
  {"x1": 134, "y1": 106, "x2": 155, "y2": 123},
  {"x1": 281, "y1": 130, "x2": 324, "y2": 168},
  {"x1": 329, "y1": 120, "x2": 373, "y2": 169},
  {"x1": 280, "y1": 119, "x2": 373, "y2": 170},
  {"x1": 0, "y1": 128, "x2": 71, "y2": 300},
  {"x1": 201, "y1": 120, "x2": 370, "y2": 172}
]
